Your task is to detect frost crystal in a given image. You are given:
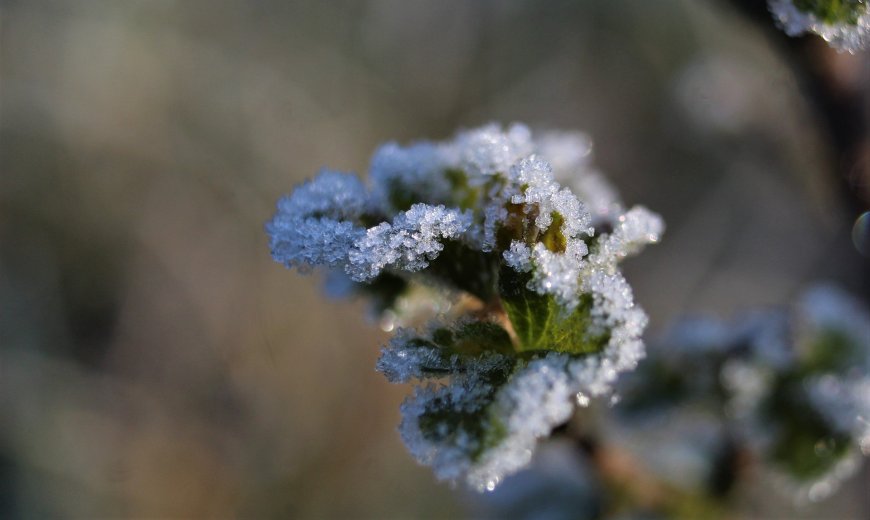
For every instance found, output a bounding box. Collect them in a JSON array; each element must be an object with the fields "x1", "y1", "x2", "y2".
[
  {"x1": 769, "y1": 0, "x2": 870, "y2": 53},
  {"x1": 266, "y1": 170, "x2": 368, "y2": 270},
  {"x1": 502, "y1": 241, "x2": 533, "y2": 273},
  {"x1": 593, "y1": 206, "x2": 664, "y2": 262},
  {"x1": 397, "y1": 351, "x2": 625, "y2": 491},
  {"x1": 370, "y1": 142, "x2": 453, "y2": 212},
  {"x1": 452, "y1": 123, "x2": 534, "y2": 178},
  {"x1": 347, "y1": 204, "x2": 472, "y2": 281},
  {"x1": 267, "y1": 216, "x2": 364, "y2": 270},
  {"x1": 536, "y1": 131, "x2": 623, "y2": 223},
  {"x1": 266, "y1": 123, "x2": 664, "y2": 490},
  {"x1": 523, "y1": 241, "x2": 587, "y2": 312}
]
